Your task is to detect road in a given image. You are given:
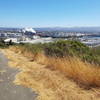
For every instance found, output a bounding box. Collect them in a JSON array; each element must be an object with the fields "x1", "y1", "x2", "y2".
[{"x1": 0, "y1": 52, "x2": 37, "y2": 100}]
